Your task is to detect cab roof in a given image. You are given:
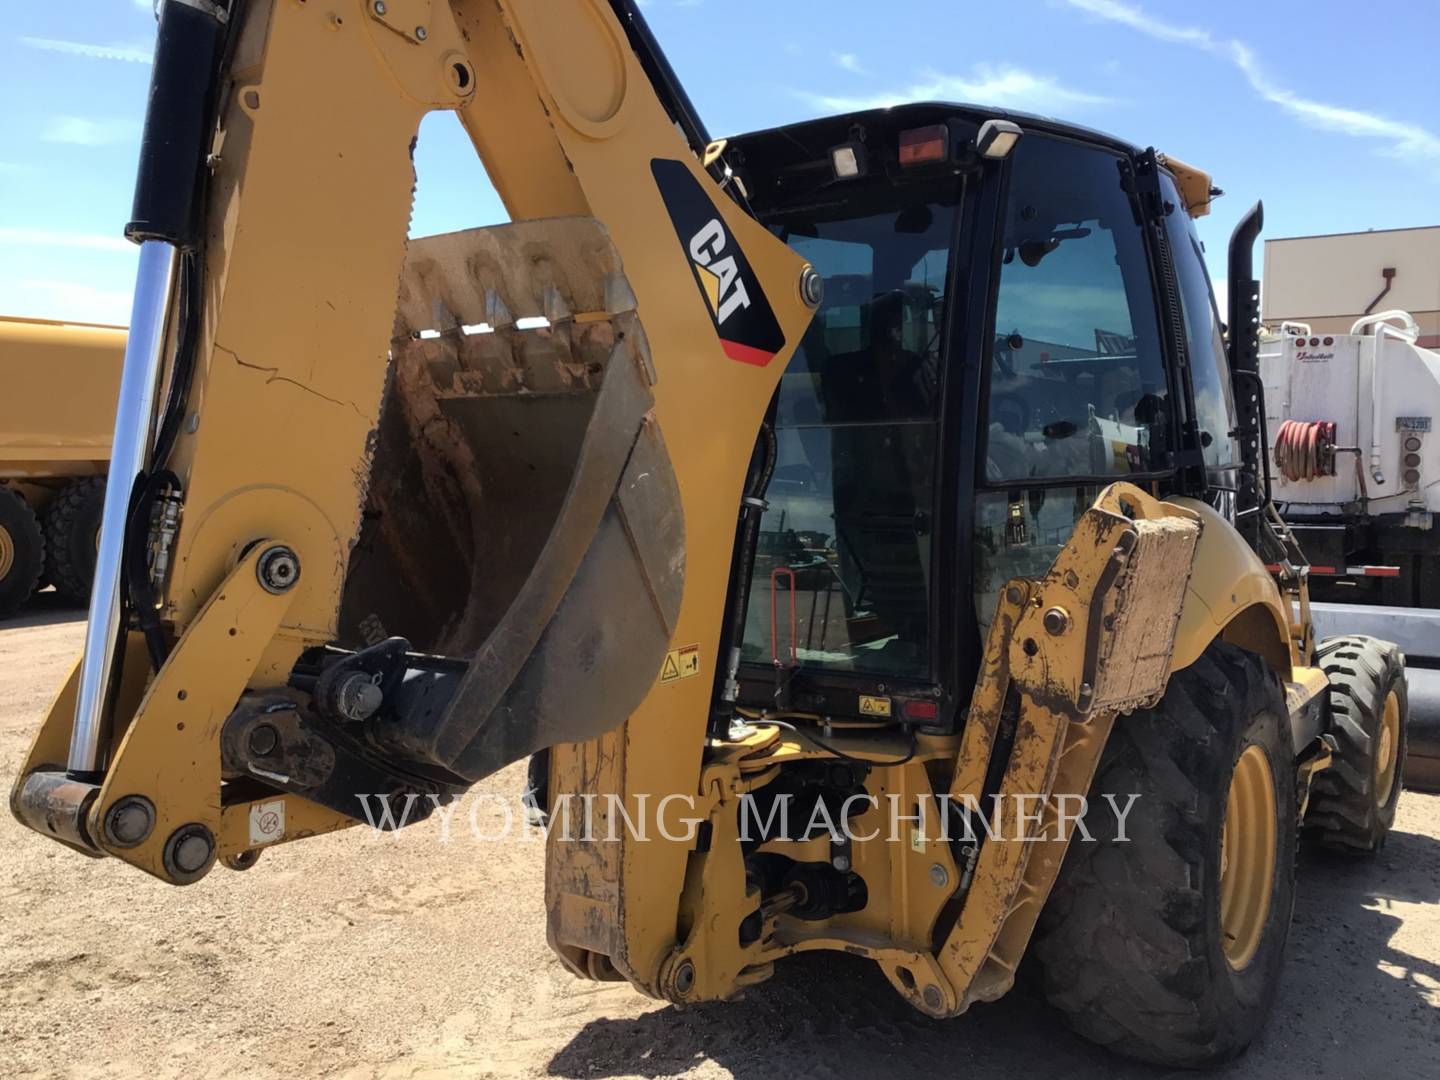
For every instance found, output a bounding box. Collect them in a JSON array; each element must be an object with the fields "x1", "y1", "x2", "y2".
[{"x1": 727, "y1": 102, "x2": 1216, "y2": 218}]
